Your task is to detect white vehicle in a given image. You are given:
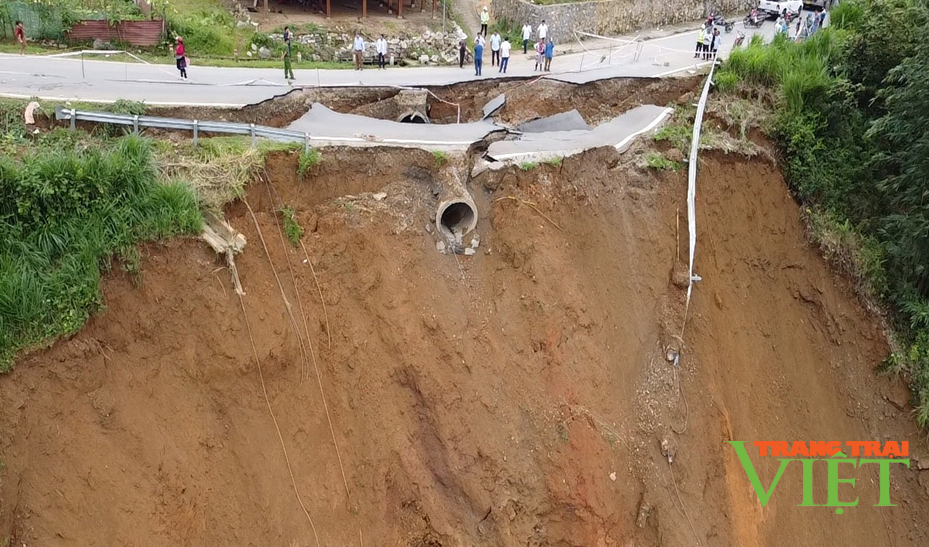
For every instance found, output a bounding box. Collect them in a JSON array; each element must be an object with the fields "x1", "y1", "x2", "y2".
[
  {"x1": 757, "y1": 0, "x2": 802, "y2": 17},
  {"x1": 804, "y1": 0, "x2": 828, "y2": 10}
]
